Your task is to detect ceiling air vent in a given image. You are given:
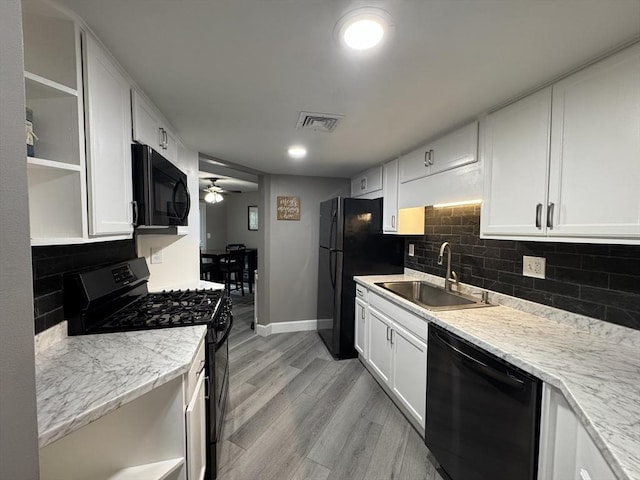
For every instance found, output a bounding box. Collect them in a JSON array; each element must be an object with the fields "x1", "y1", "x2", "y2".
[{"x1": 296, "y1": 111, "x2": 344, "y2": 133}]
